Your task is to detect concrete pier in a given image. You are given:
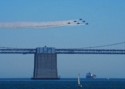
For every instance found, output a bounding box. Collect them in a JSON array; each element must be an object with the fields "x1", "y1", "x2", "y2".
[{"x1": 33, "y1": 47, "x2": 58, "y2": 79}]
